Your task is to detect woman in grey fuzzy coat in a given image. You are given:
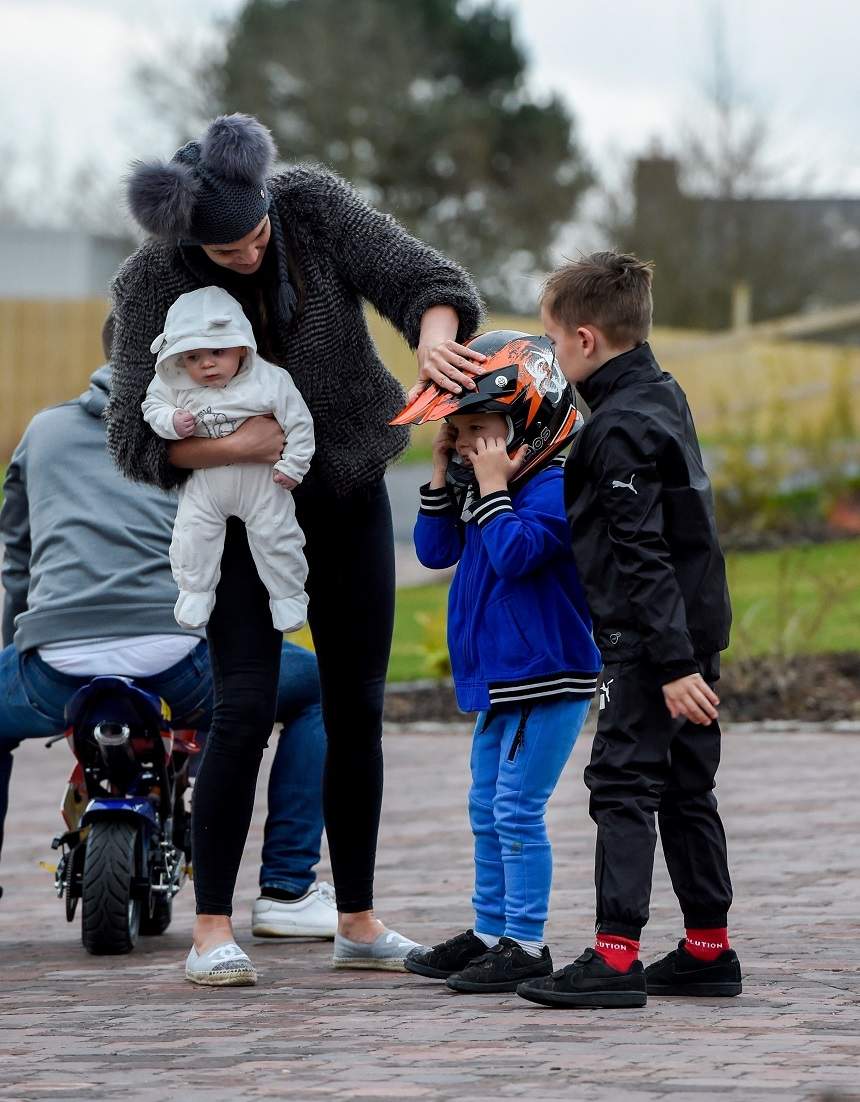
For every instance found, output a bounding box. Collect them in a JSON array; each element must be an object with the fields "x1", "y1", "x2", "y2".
[{"x1": 109, "y1": 113, "x2": 486, "y2": 985}]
